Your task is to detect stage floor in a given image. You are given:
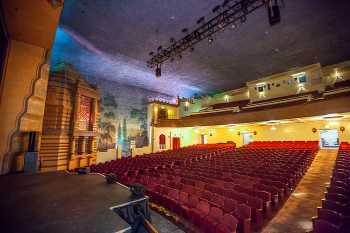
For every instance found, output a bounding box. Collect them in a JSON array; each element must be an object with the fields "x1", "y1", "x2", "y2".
[{"x1": 0, "y1": 171, "x2": 146, "y2": 233}]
